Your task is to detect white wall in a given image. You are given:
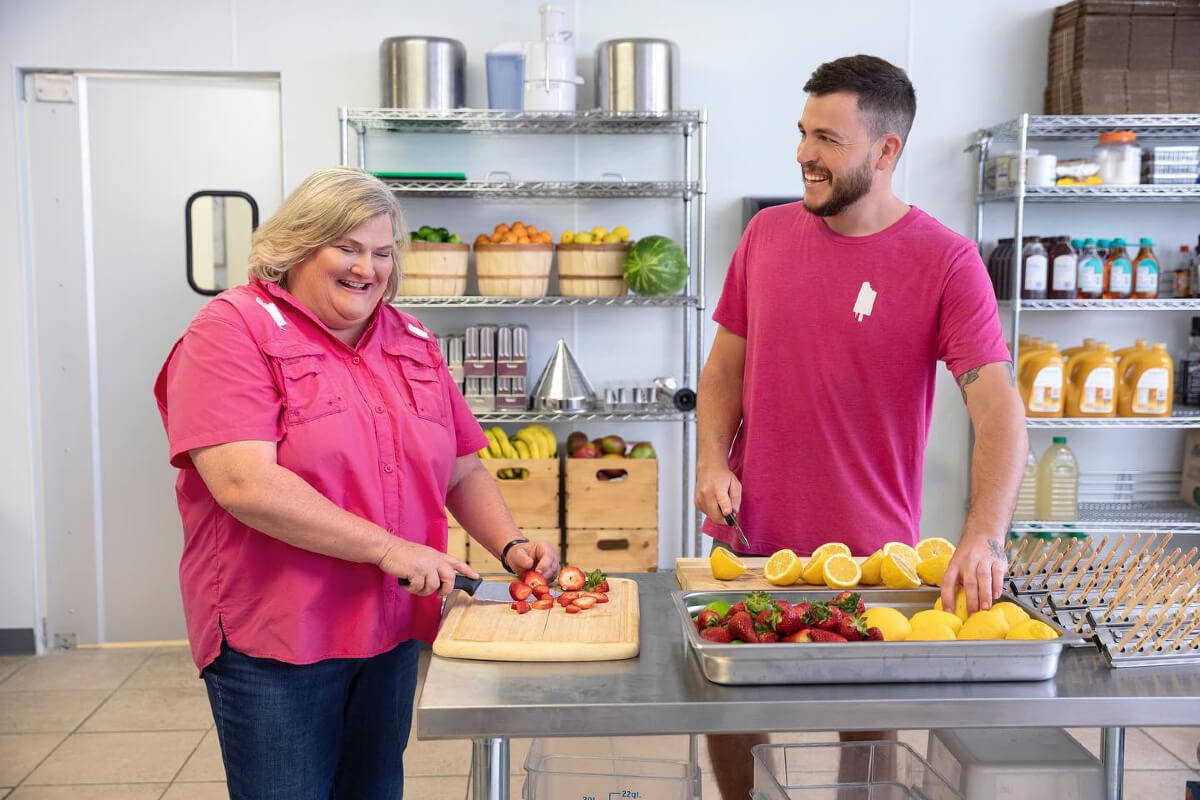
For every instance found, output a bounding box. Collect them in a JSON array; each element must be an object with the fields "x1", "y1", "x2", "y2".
[{"x1": 4, "y1": 0, "x2": 1136, "y2": 637}]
